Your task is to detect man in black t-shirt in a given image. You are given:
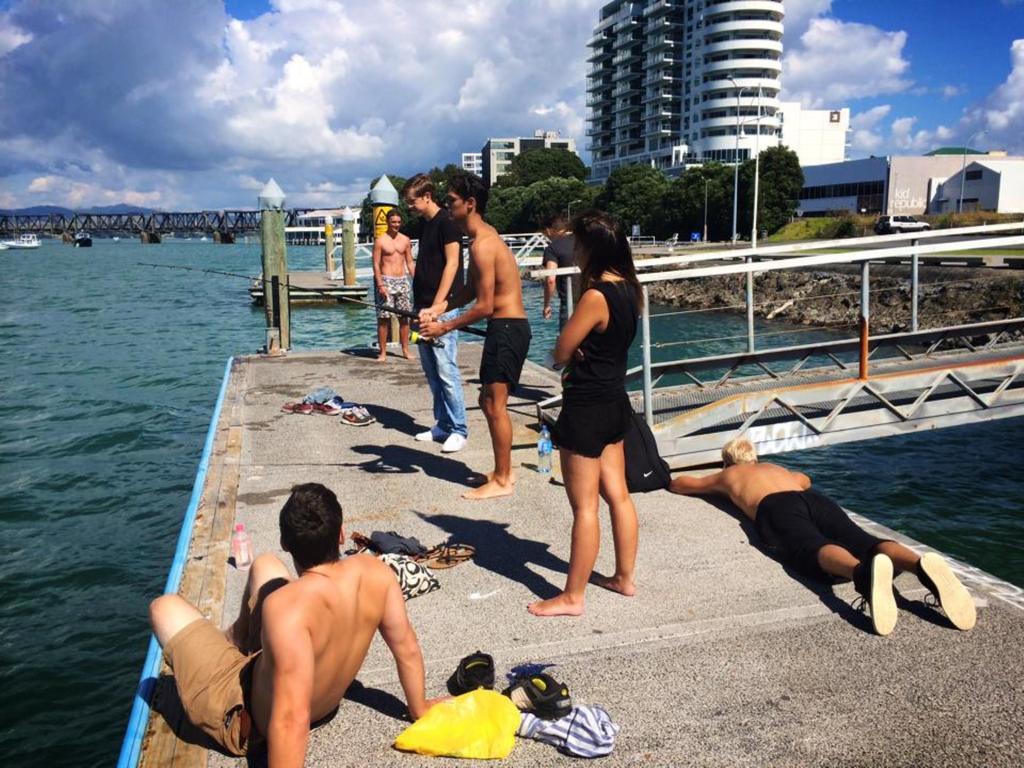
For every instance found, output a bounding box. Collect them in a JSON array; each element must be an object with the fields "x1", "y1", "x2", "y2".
[
  {"x1": 541, "y1": 215, "x2": 577, "y2": 330},
  {"x1": 401, "y1": 174, "x2": 468, "y2": 452}
]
